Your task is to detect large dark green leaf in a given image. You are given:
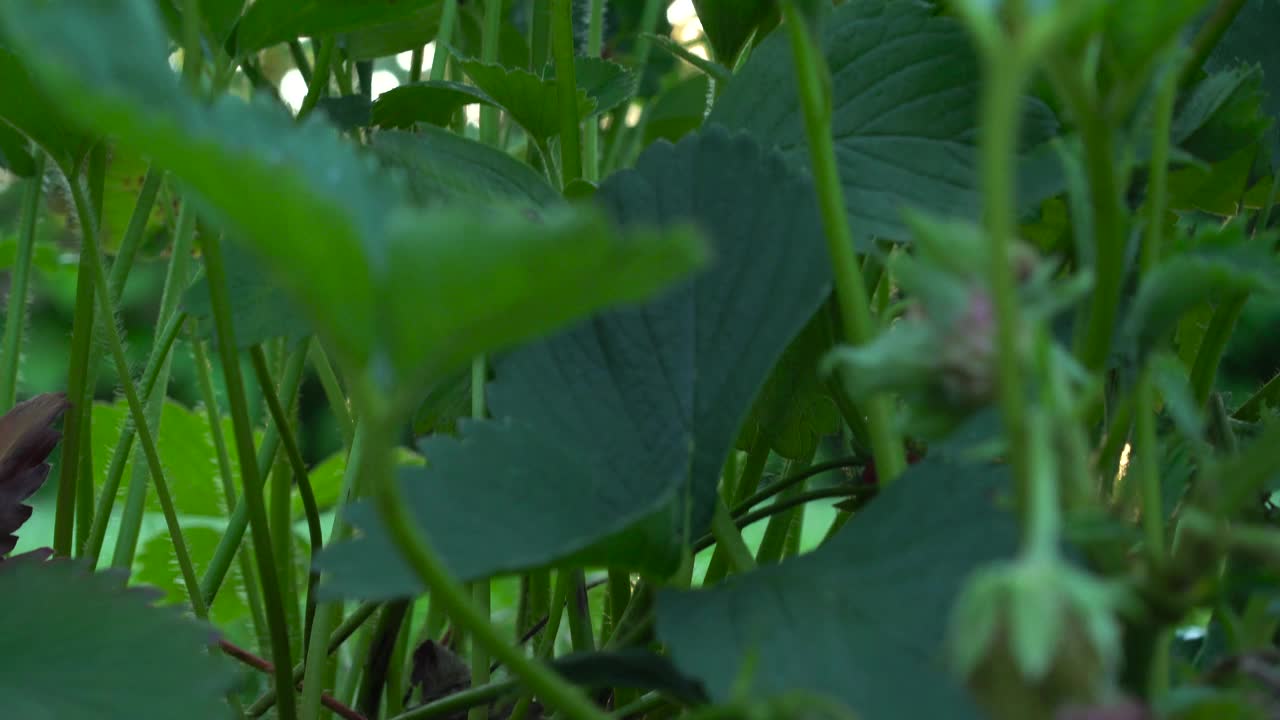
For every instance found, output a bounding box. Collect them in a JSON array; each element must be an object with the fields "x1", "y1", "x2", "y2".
[
  {"x1": 316, "y1": 127, "x2": 833, "y2": 598},
  {"x1": 1, "y1": 0, "x2": 391, "y2": 370},
  {"x1": 692, "y1": 0, "x2": 778, "y2": 64},
  {"x1": 657, "y1": 453, "x2": 1017, "y2": 719},
  {"x1": 0, "y1": 553, "x2": 235, "y2": 719},
  {"x1": 377, "y1": 203, "x2": 708, "y2": 382},
  {"x1": 367, "y1": 127, "x2": 562, "y2": 210},
  {"x1": 710, "y1": 0, "x2": 1060, "y2": 242},
  {"x1": 0, "y1": 48, "x2": 90, "y2": 174},
  {"x1": 231, "y1": 0, "x2": 438, "y2": 55}
]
